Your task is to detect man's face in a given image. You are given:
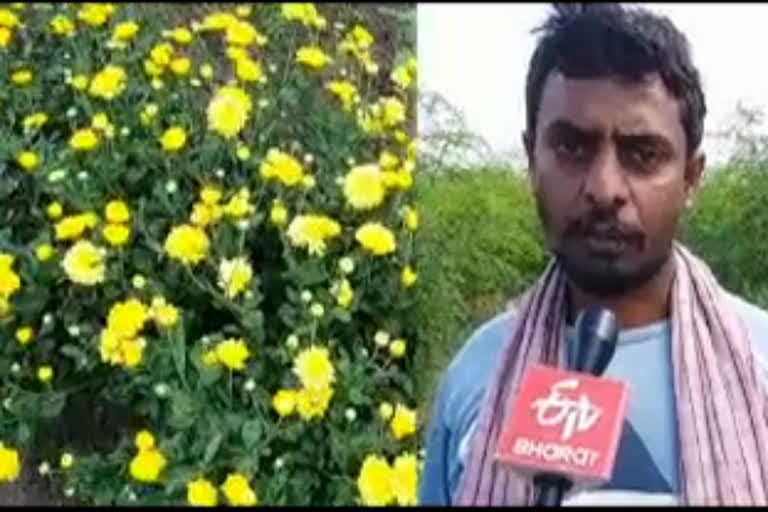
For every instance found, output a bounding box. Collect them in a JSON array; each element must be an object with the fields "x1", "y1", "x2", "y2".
[{"x1": 525, "y1": 72, "x2": 704, "y2": 297}]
